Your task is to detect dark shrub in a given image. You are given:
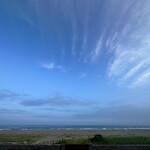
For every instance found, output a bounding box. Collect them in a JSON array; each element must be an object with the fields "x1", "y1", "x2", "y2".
[{"x1": 90, "y1": 134, "x2": 104, "y2": 143}]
